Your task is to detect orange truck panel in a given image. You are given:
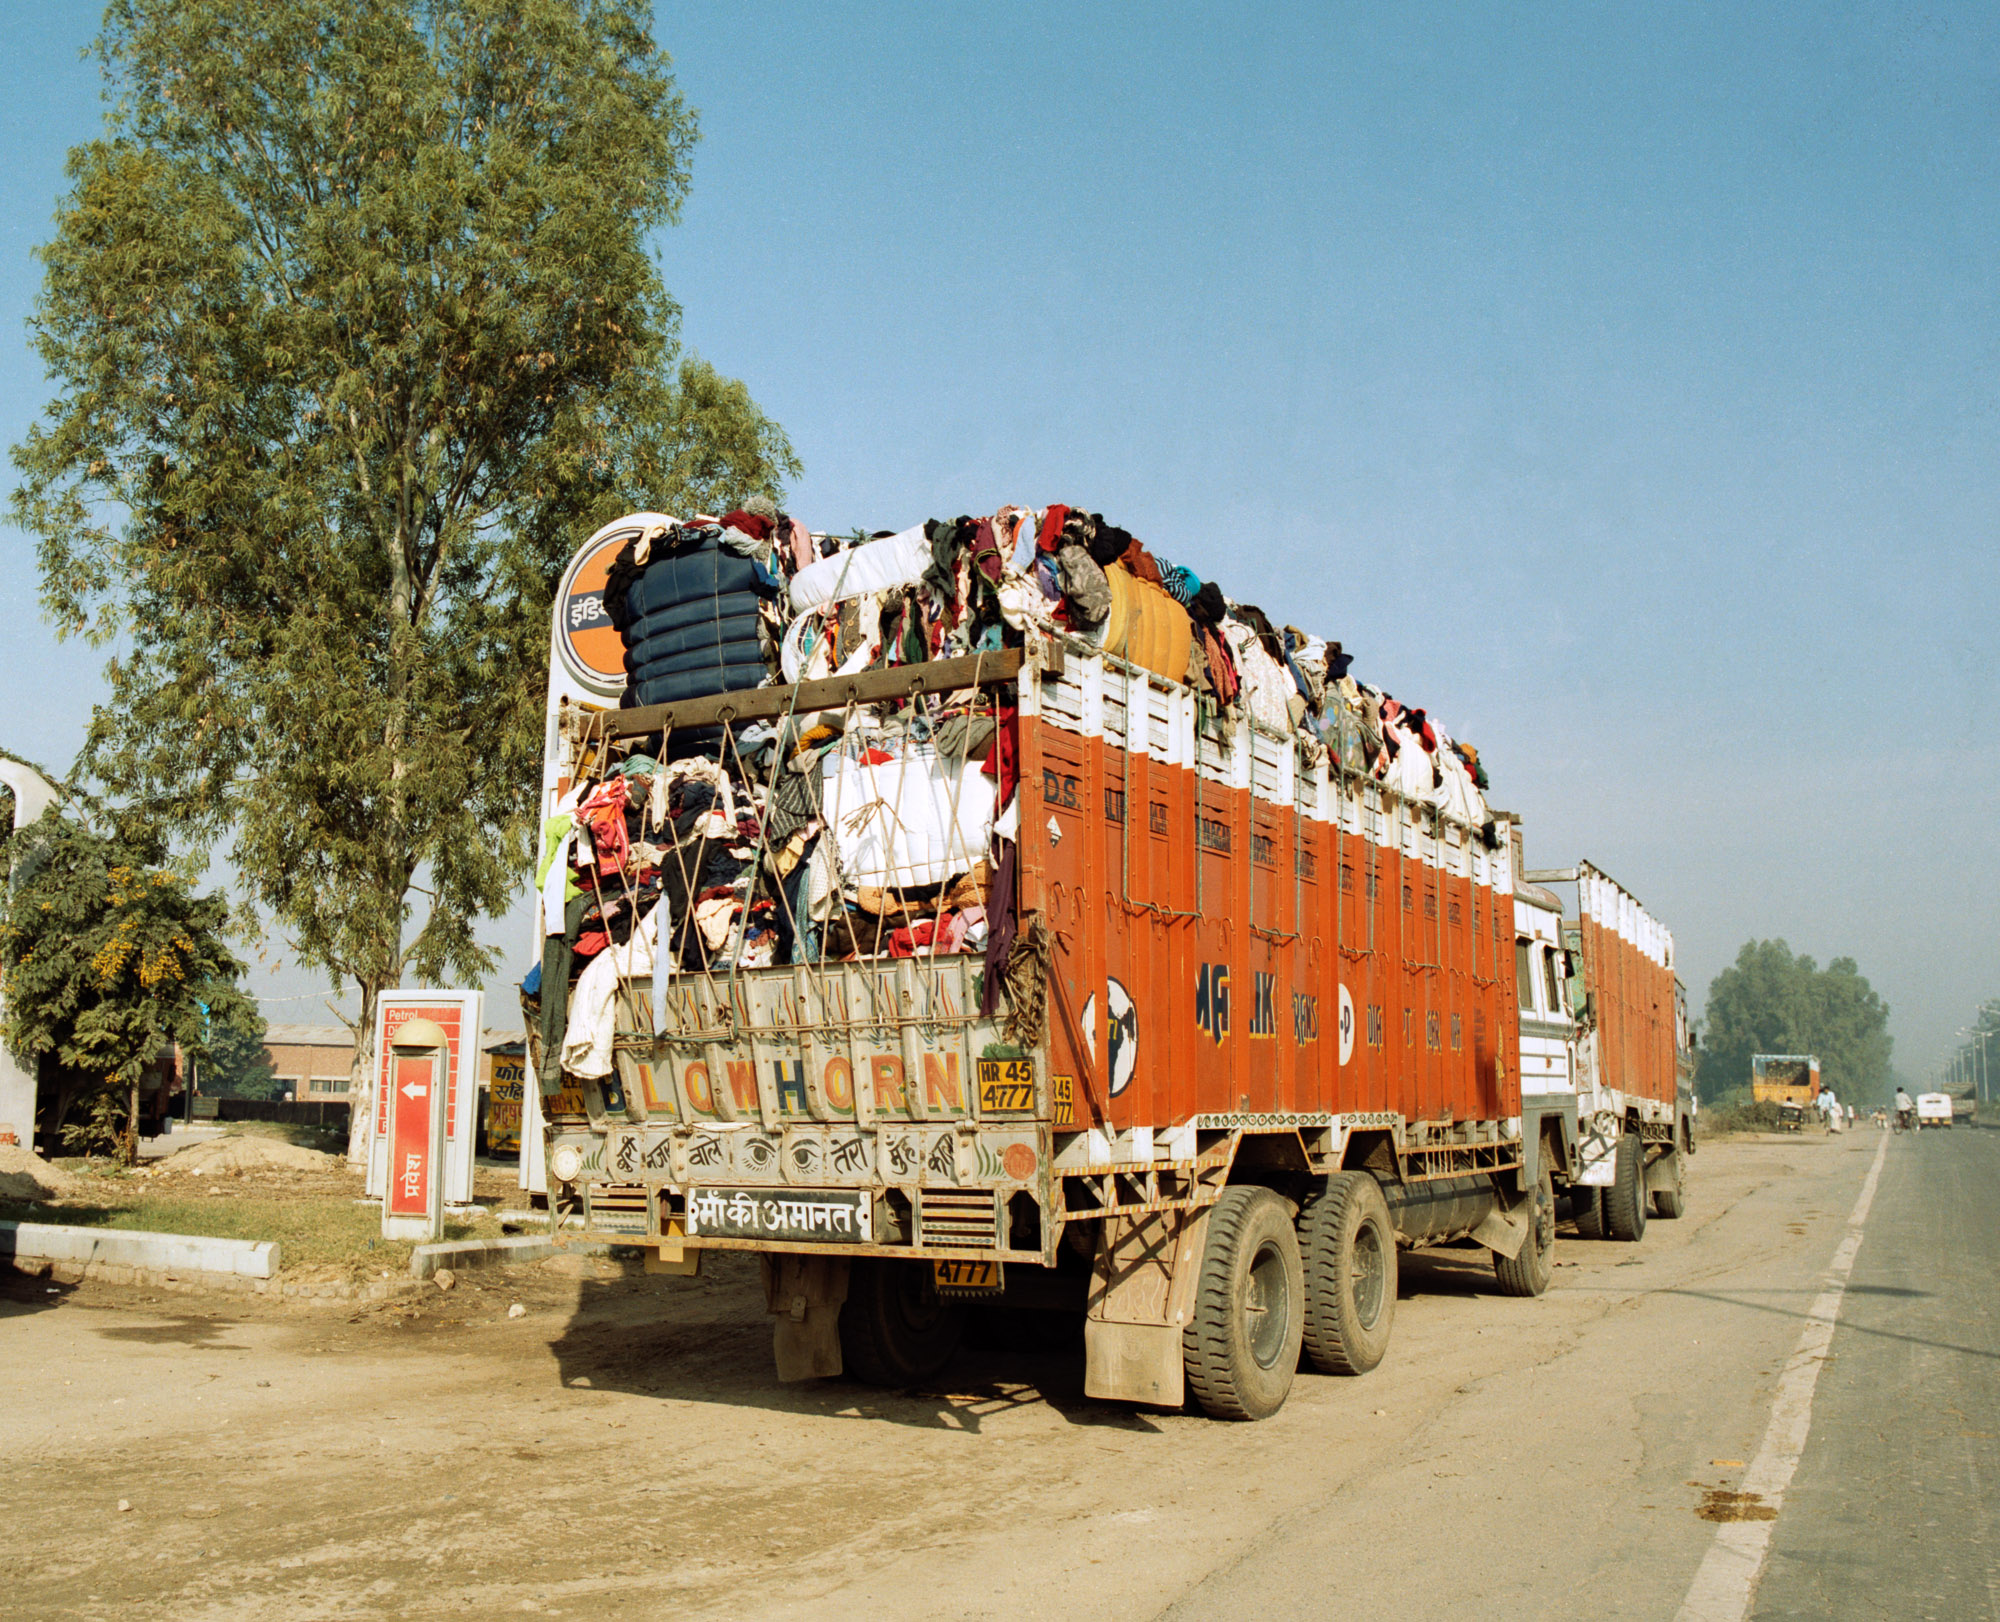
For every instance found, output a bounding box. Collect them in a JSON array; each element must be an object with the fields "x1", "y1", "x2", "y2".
[{"x1": 1017, "y1": 683, "x2": 1518, "y2": 1135}]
